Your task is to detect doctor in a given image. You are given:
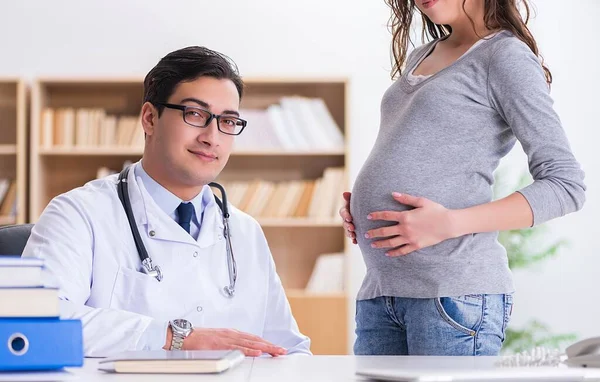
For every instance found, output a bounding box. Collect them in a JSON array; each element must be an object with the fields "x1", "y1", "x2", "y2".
[{"x1": 22, "y1": 46, "x2": 311, "y2": 357}]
